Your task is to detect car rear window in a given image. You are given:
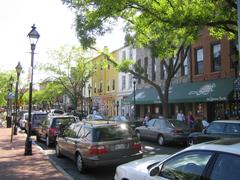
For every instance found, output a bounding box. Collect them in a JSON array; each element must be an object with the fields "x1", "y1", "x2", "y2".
[
  {"x1": 168, "y1": 120, "x2": 189, "y2": 129},
  {"x1": 32, "y1": 114, "x2": 48, "y2": 126},
  {"x1": 52, "y1": 117, "x2": 76, "y2": 128},
  {"x1": 92, "y1": 124, "x2": 135, "y2": 142}
]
